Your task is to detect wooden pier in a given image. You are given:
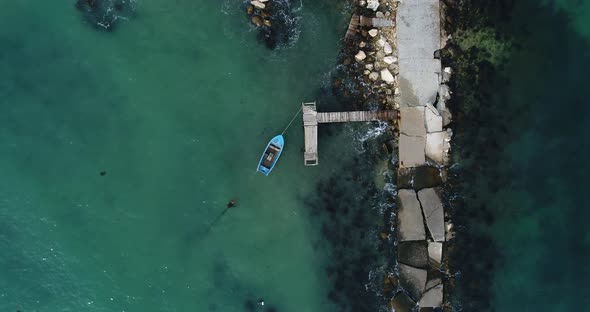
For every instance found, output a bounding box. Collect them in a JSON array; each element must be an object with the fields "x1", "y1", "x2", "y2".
[
  {"x1": 302, "y1": 102, "x2": 396, "y2": 166},
  {"x1": 345, "y1": 14, "x2": 394, "y2": 40}
]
